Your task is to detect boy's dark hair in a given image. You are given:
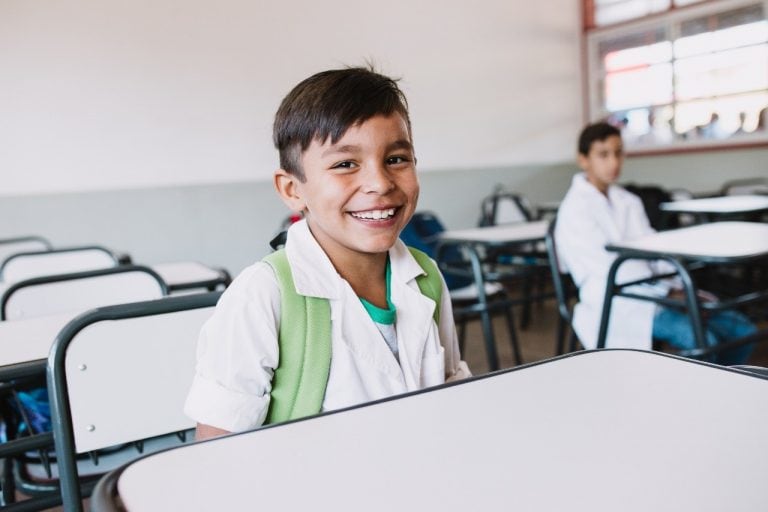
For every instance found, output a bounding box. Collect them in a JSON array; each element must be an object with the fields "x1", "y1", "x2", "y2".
[
  {"x1": 578, "y1": 121, "x2": 622, "y2": 156},
  {"x1": 273, "y1": 66, "x2": 411, "y2": 180}
]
